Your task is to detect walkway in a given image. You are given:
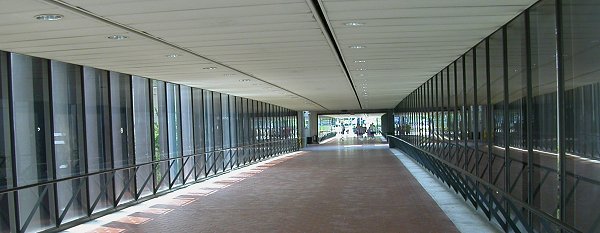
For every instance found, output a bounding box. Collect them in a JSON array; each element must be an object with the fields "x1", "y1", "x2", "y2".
[{"x1": 65, "y1": 137, "x2": 460, "y2": 233}]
